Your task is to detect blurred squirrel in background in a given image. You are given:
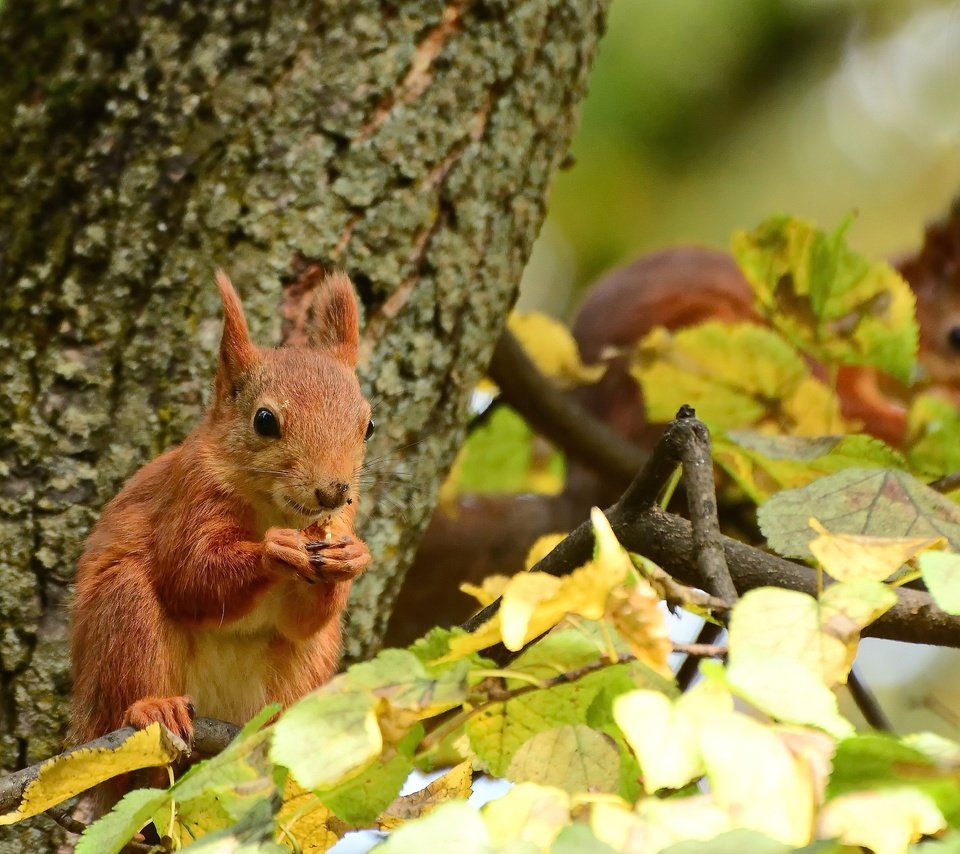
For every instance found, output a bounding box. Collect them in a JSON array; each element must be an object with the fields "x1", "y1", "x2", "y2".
[{"x1": 70, "y1": 270, "x2": 372, "y2": 749}]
